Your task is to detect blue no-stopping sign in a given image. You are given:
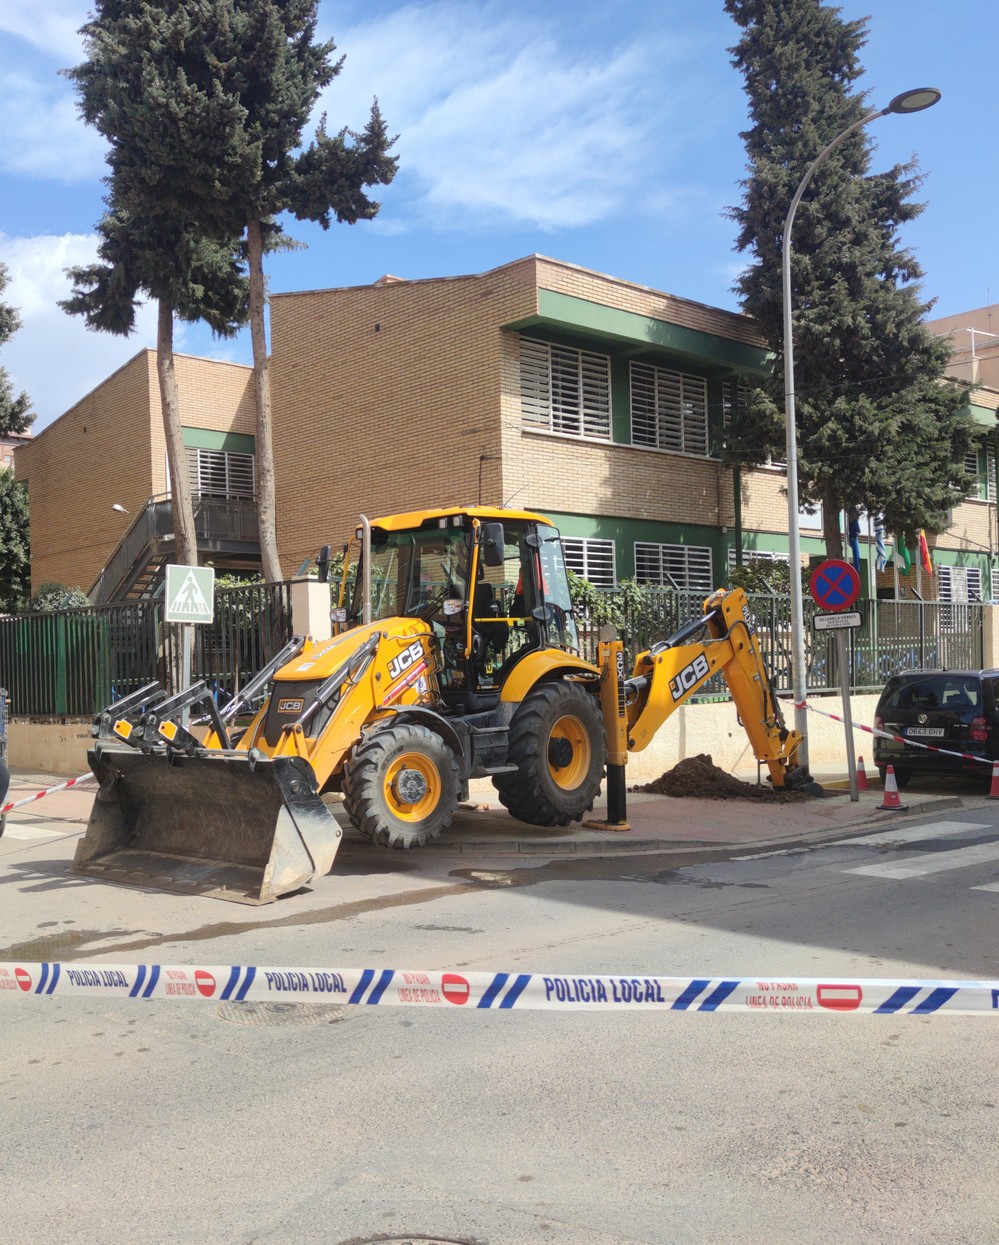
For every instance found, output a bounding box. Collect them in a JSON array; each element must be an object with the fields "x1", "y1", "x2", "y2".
[{"x1": 809, "y1": 559, "x2": 861, "y2": 612}]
